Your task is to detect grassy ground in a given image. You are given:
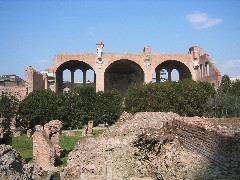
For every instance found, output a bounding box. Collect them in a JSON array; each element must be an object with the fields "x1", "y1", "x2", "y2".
[{"x1": 10, "y1": 129, "x2": 105, "y2": 166}]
